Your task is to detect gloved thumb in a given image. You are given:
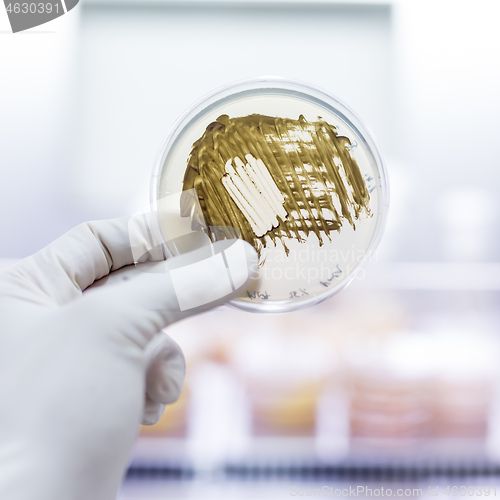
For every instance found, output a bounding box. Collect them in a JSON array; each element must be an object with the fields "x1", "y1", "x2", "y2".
[
  {"x1": 142, "y1": 331, "x2": 185, "y2": 425},
  {"x1": 73, "y1": 238, "x2": 258, "y2": 350}
]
